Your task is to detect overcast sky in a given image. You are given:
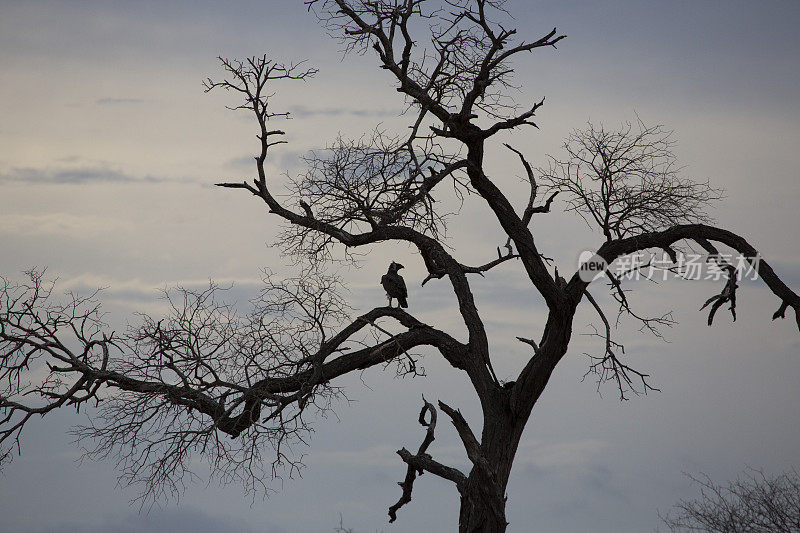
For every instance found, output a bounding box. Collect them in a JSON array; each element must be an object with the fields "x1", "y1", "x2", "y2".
[{"x1": 1, "y1": 1, "x2": 799, "y2": 532}]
